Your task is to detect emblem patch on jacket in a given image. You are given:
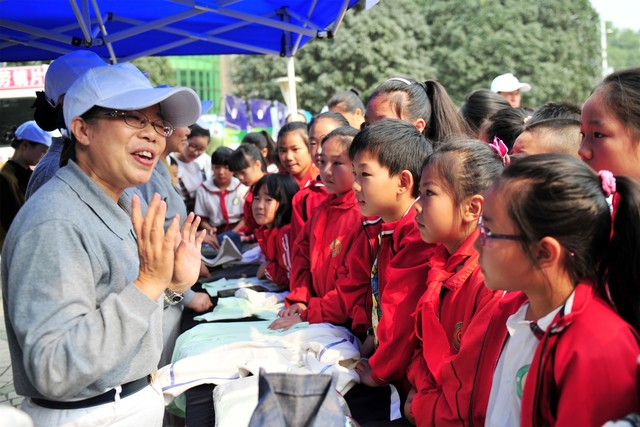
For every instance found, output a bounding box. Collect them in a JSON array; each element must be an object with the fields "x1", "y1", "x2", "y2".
[
  {"x1": 452, "y1": 322, "x2": 464, "y2": 351},
  {"x1": 516, "y1": 364, "x2": 530, "y2": 399},
  {"x1": 330, "y1": 239, "x2": 342, "y2": 257}
]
